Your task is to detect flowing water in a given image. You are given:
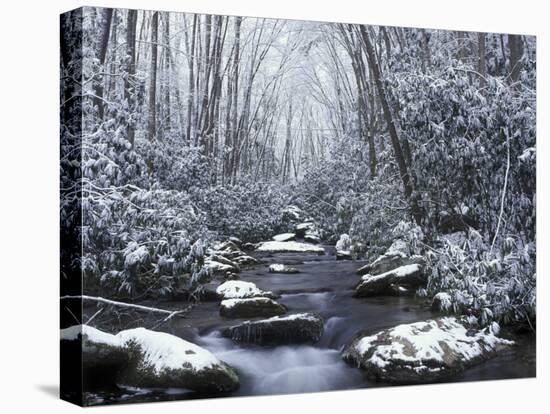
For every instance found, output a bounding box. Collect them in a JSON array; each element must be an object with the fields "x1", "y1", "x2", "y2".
[{"x1": 84, "y1": 245, "x2": 536, "y2": 405}]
